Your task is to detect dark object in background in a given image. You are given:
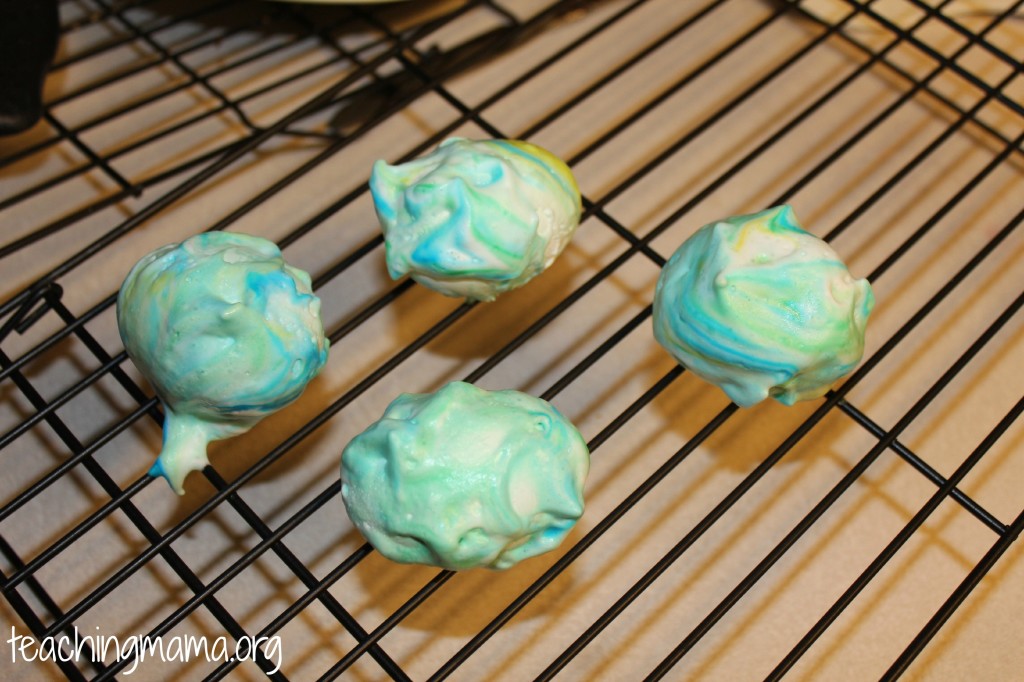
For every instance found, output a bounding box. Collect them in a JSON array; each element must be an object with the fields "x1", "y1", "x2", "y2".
[{"x1": 0, "y1": 0, "x2": 60, "y2": 135}]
